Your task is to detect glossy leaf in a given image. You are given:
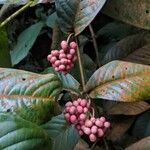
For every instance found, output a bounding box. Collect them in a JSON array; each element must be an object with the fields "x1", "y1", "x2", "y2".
[
  {"x1": 102, "y1": 0, "x2": 150, "y2": 30},
  {"x1": 55, "y1": 0, "x2": 106, "y2": 35},
  {"x1": 85, "y1": 61, "x2": 150, "y2": 102},
  {"x1": 0, "y1": 68, "x2": 62, "y2": 124},
  {"x1": 125, "y1": 136, "x2": 150, "y2": 150},
  {"x1": 0, "y1": 113, "x2": 51, "y2": 149},
  {"x1": 42, "y1": 114, "x2": 79, "y2": 150},
  {"x1": 10, "y1": 22, "x2": 44, "y2": 66},
  {"x1": 104, "y1": 101, "x2": 150, "y2": 115},
  {"x1": 0, "y1": 28, "x2": 11, "y2": 67},
  {"x1": 102, "y1": 33, "x2": 150, "y2": 65}
]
